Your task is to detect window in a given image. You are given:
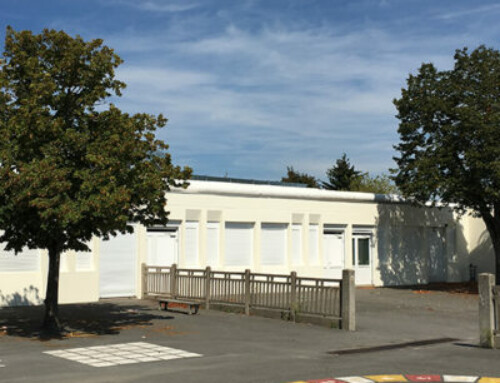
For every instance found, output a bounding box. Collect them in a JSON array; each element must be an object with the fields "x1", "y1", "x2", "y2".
[
  {"x1": 291, "y1": 224, "x2": 302, "y2": 265},
  {"x1": 0, "y1": 246, "x2": 40, "y2": 272},
  {"x1": 308, "y1": 224, "x2": 319, "y2": 264},
  {"x1": 76, "y1": 242, "x2": 94, "y2": 271},
  {"x1": 261, "y1": 223, "x2": 287, "y2": 265},
  {"x1": 184, "y1": 221, "x2": 199, "y2": 267},
  {"x1": 352, "y1": 235, "x2": 371, "y2": 266},
  {"x1": 225, "y1": 222, "x2": 254, "y2": 266},
  {"x1": 206, "y1": 222, "x2": 220, "y2": 267}
]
